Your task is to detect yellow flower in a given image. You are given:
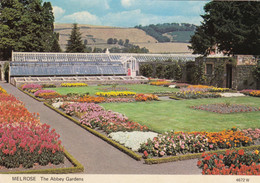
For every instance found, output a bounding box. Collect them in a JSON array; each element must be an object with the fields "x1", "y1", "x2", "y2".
[{"x1": 255, "y1": 150, "x2": 259, "y2": 155}]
